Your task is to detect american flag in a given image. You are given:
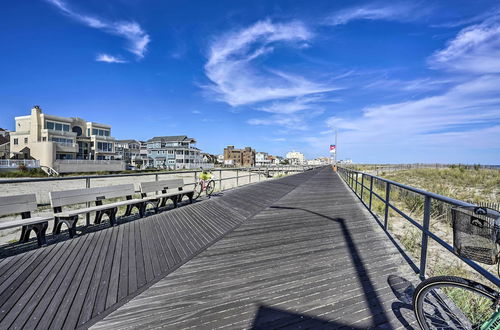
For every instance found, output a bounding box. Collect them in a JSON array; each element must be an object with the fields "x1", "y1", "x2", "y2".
[{"x1": 329, "y1": 144, "x2": 336, "y2": 151}]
